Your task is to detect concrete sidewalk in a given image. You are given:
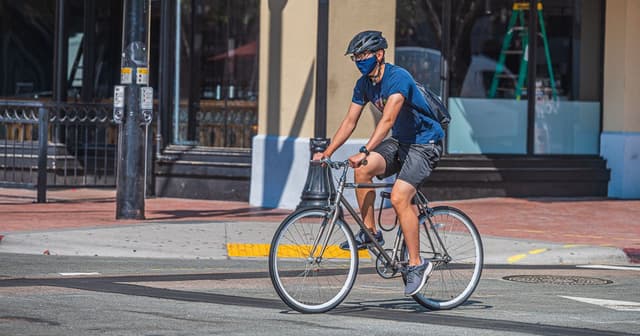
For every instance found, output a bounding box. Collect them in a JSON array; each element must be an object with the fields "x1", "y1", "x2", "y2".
[{"x1": 1, "y1": 187, "x2": 639, "y2": 264}]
